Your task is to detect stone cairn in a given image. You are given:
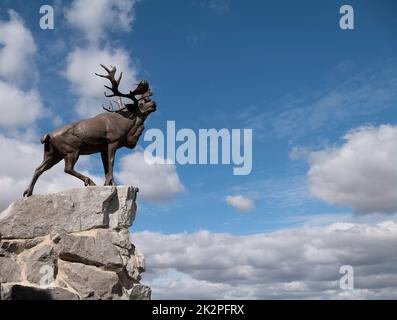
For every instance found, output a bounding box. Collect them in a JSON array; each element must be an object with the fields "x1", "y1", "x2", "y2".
[{"x1": 0, "y1": 186, "x2": 151, "y2": 300}]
